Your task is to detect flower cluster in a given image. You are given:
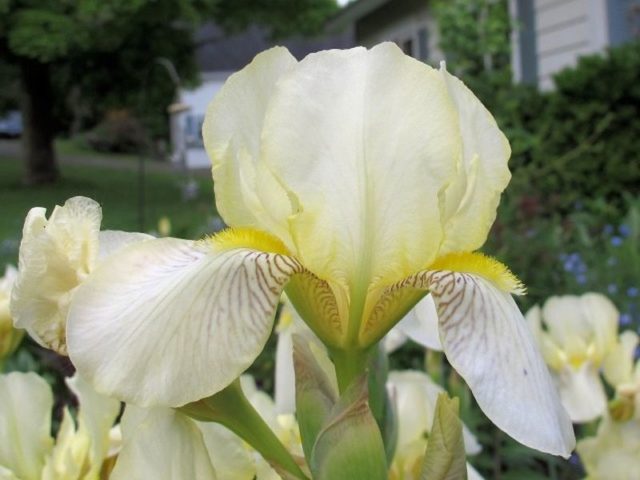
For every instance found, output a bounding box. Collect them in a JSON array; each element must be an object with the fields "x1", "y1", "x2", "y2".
[
  {"x1": 3, "y1": 44, "x2": 576, "y2": 478},
  {"x1": 527, "y1": 293, "x2": 640, "y2": 477}
]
